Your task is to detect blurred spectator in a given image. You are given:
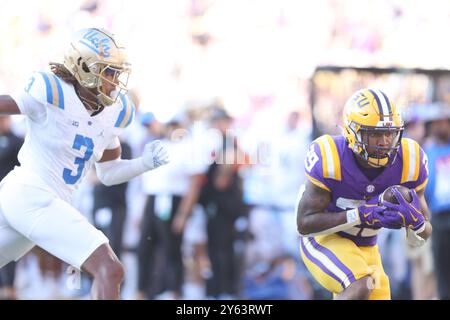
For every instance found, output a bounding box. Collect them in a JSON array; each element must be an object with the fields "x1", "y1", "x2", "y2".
[
  {"x1": 244, "y1": 110, "x2": 314, "y2": 299},
  {"x1": 137, "y1": 119, "x2": 206, "y2": 299},
  {"x1": 0, "y1": 116, "x2": 23, "y2": 299},
  {"x1": 244, "y1": 254, "x2": 313, "y2": 300},
  {"x1": 424, "y1": 105, "x2": 450, "y2": 299},
  {"x1": 199, "y1": 107, "x2": 250, "y2": 299}
]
